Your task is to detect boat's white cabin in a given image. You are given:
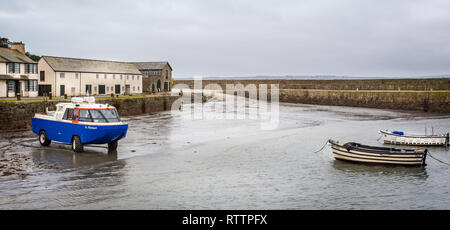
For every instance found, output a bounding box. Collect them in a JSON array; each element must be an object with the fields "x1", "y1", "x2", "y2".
[{"x1": 36, "y1": 97, "x2": 121, "y2": 123}]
